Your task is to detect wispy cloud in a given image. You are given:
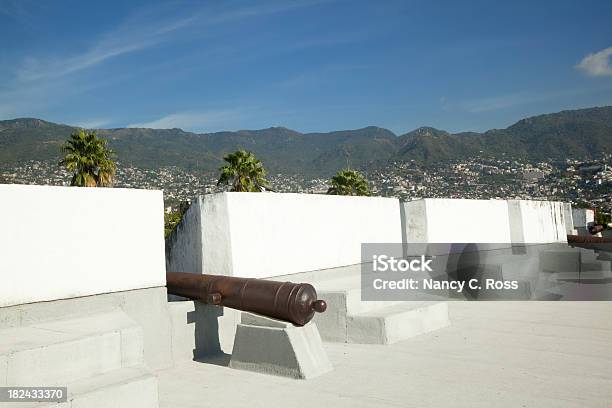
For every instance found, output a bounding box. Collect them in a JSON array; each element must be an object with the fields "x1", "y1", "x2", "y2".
[
  {"x1": 15, "y1": 12, "x2": 196, "y2": 83},
  {"x1": 73, "y1": 119, "x2": 113, "y2": 129},
  {"x1": 459, "y1": 84, "x2": 612, "y2": 114},
  {"x1": 2, "y1": 1, "x2": 329, "y2": 120},
  {"x1": 127, "y1": 110, "x2": 246, "y2": 132},
  {"x1": 576, "y1": 46, "x2": 612, "y2": 77},
  {"x1": 14, "y1": 1, "x2": 331, "y2": 83},
  {"x1": 0, "y1": 68, "x2": 131, "y2": 119},
  {"x1": 1, "y1": 3, "x2": 198, "y2": 119},
  {"x1": 201, "y1": 0, "x2": 332, "y2": 25}
]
